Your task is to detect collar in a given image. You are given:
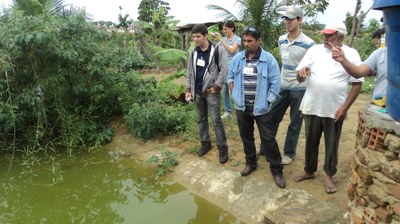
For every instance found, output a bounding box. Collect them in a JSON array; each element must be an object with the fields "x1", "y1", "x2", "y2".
[
  {"x1": 245, "y1": 46, "x2": 262, "y2": 60},
  {"x1": 195, "y1": 40, "x2": 212, "y2": 53}
]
